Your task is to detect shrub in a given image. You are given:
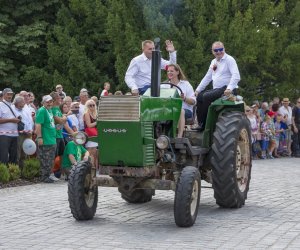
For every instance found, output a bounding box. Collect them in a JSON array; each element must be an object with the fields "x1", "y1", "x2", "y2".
[
  {"x1": 0, "y1": 163, "x2": 10, "y2": 183},
  {"x1": 23, "y1": 158, "x2": 40, "y2": 180},
  {"x1": 8, "y1": 163, "x2": 21, "y2": 181}
]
